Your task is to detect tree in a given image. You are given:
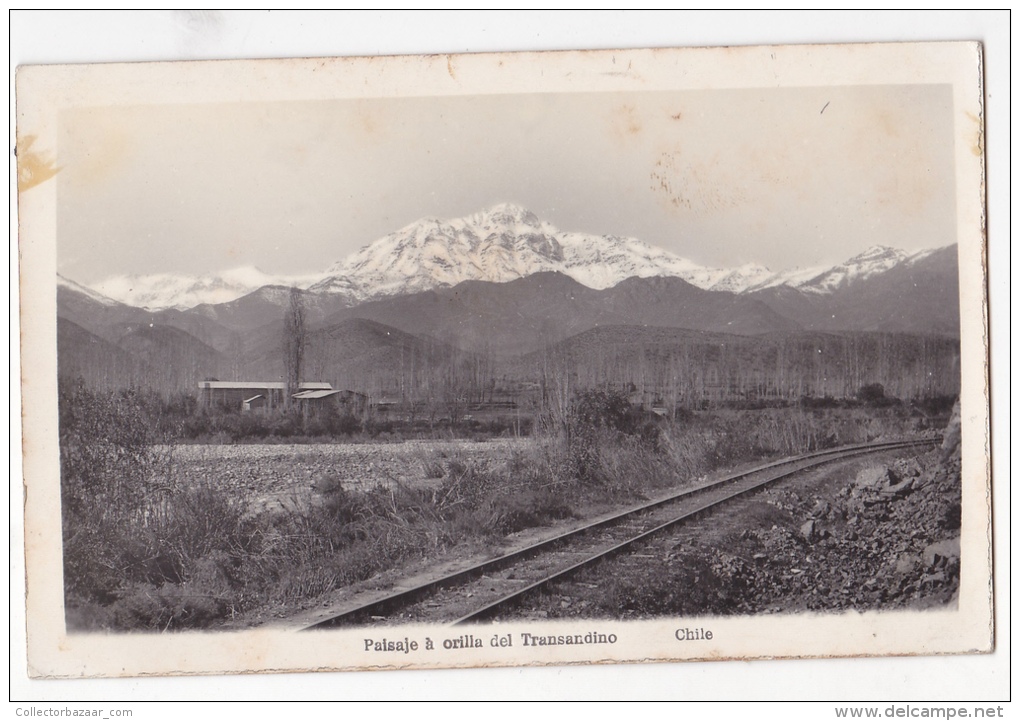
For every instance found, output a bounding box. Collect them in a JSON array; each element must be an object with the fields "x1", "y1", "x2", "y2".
[{"x1": 283, "y1": 288, "x2": 306, "y2": 410}]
